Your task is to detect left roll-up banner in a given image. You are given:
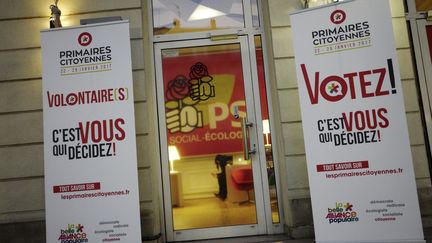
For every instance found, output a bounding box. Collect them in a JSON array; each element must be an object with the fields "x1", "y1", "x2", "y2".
[{"x1": 41, "y1": 21, "x2": 142, "y2": 243}]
